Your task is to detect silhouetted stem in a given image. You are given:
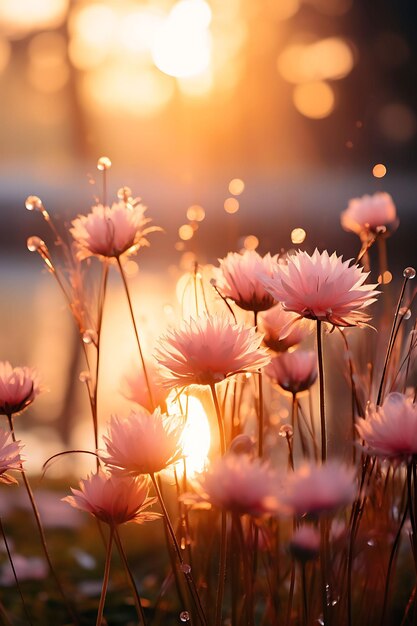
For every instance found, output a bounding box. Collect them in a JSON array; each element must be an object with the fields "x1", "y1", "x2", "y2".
[
  {"x1": 380, "y1": 502, "x2": 408, "y2": 626},
  {"x1": 316, "y1": 321, "x2": 327, "y2": 463},
  {"x1": 209, "y1": 383, "x2": 226, "y2": 456},
  {"x1": 96, "y1": 526, "x2": 113, "y2": 626},
  {"x1": 7, "y1": 414, "x2": 78, "y2": 625},
  {"x1": 150, "y1": 474, "x2": 207, "y2": 626},
  {"x1": 114, "y1": 528, "x2": 147, "y2": 626},
  {"x1": 0, "y1": 517, "x2": 33, "y2": 625},
  {"x1": 117, "y1": 257, "x2": 155, "y2": 410}
]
